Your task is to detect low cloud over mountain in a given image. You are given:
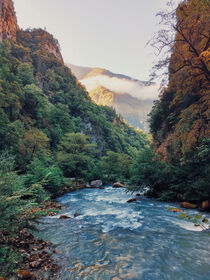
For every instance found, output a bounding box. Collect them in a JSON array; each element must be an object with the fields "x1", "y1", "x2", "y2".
[{"x1": 67, "y1": 64, "x2": 159, "y2": 130}]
